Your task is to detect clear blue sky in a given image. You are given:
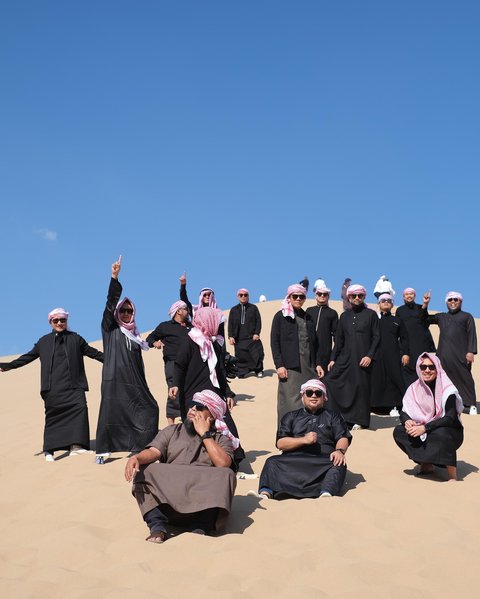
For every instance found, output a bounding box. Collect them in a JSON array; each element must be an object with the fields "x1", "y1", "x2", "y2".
[{"x1": 1, "y1": 1, "x2": 479, "y2": 355}]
